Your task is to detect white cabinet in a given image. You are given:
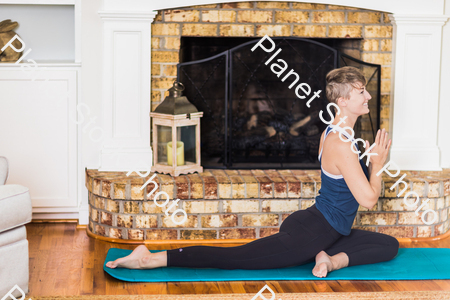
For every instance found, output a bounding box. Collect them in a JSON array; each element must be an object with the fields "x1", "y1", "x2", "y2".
[{"x1": 0, "y1": 66, "x2": 80, "y2": 216}]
